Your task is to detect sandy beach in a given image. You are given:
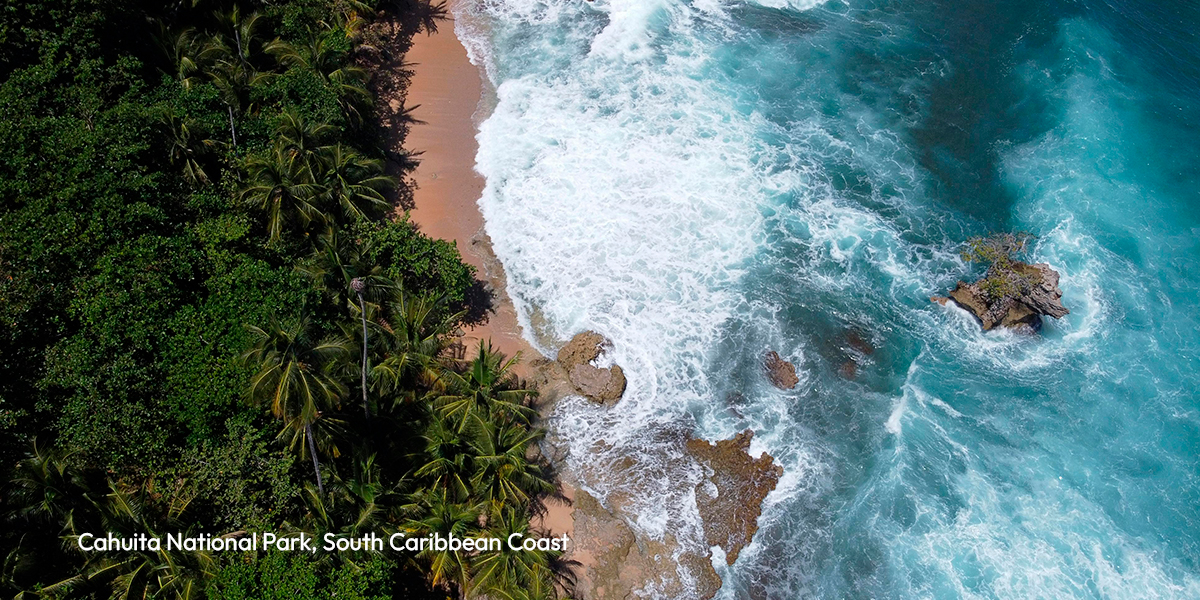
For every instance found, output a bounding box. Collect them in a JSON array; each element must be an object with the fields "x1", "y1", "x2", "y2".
[
  {"x1": 400, "y1": 14, "x2": 532, "y2": 365},
  {"x1": 397, "y1": 8, "x2": 576, "y2": 542}
]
